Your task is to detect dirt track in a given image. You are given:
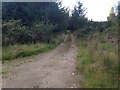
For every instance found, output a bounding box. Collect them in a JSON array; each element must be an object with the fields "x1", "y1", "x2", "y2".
[{"x1": 2, "y1": 34, "x2": 83, "y2": 88}]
